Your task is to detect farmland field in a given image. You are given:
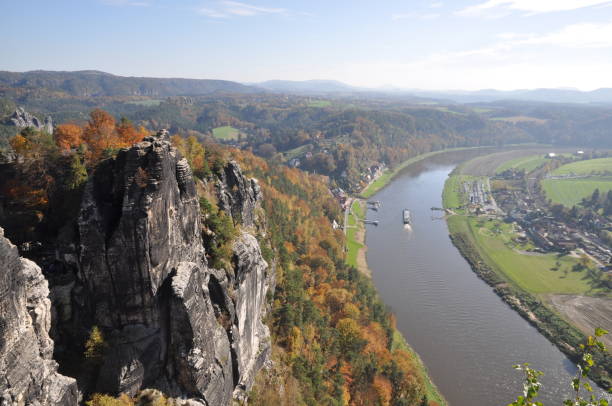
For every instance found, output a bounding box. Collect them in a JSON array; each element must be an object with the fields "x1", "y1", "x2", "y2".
[
  {"x1": 541, "y1": 176, "x2": 612, "y2": 207},
  {"x1": 495, "y1": 154, "x2": 547, "y2": 174},
  {"x1": 125, "y1": 99, "x2": 163, "y2": 106},
  {"x1": 212, "y1": 126, "x2": 240, "y2": 140},
  {"x1": 550, "y1": 157, "x2": 612, "y2": 176},
  {"x1": 491, "y1": 115, "x2": 547, "y2": 124},
  {"x1": 458, "y1": 147, "x2": 566, "y2": 176},
  {"x1": 446, "y1": 214, "x2": 607, "y2": 296},
  {"x1": 307, "y1": 100, "x2": 331, "y2": 107}
]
